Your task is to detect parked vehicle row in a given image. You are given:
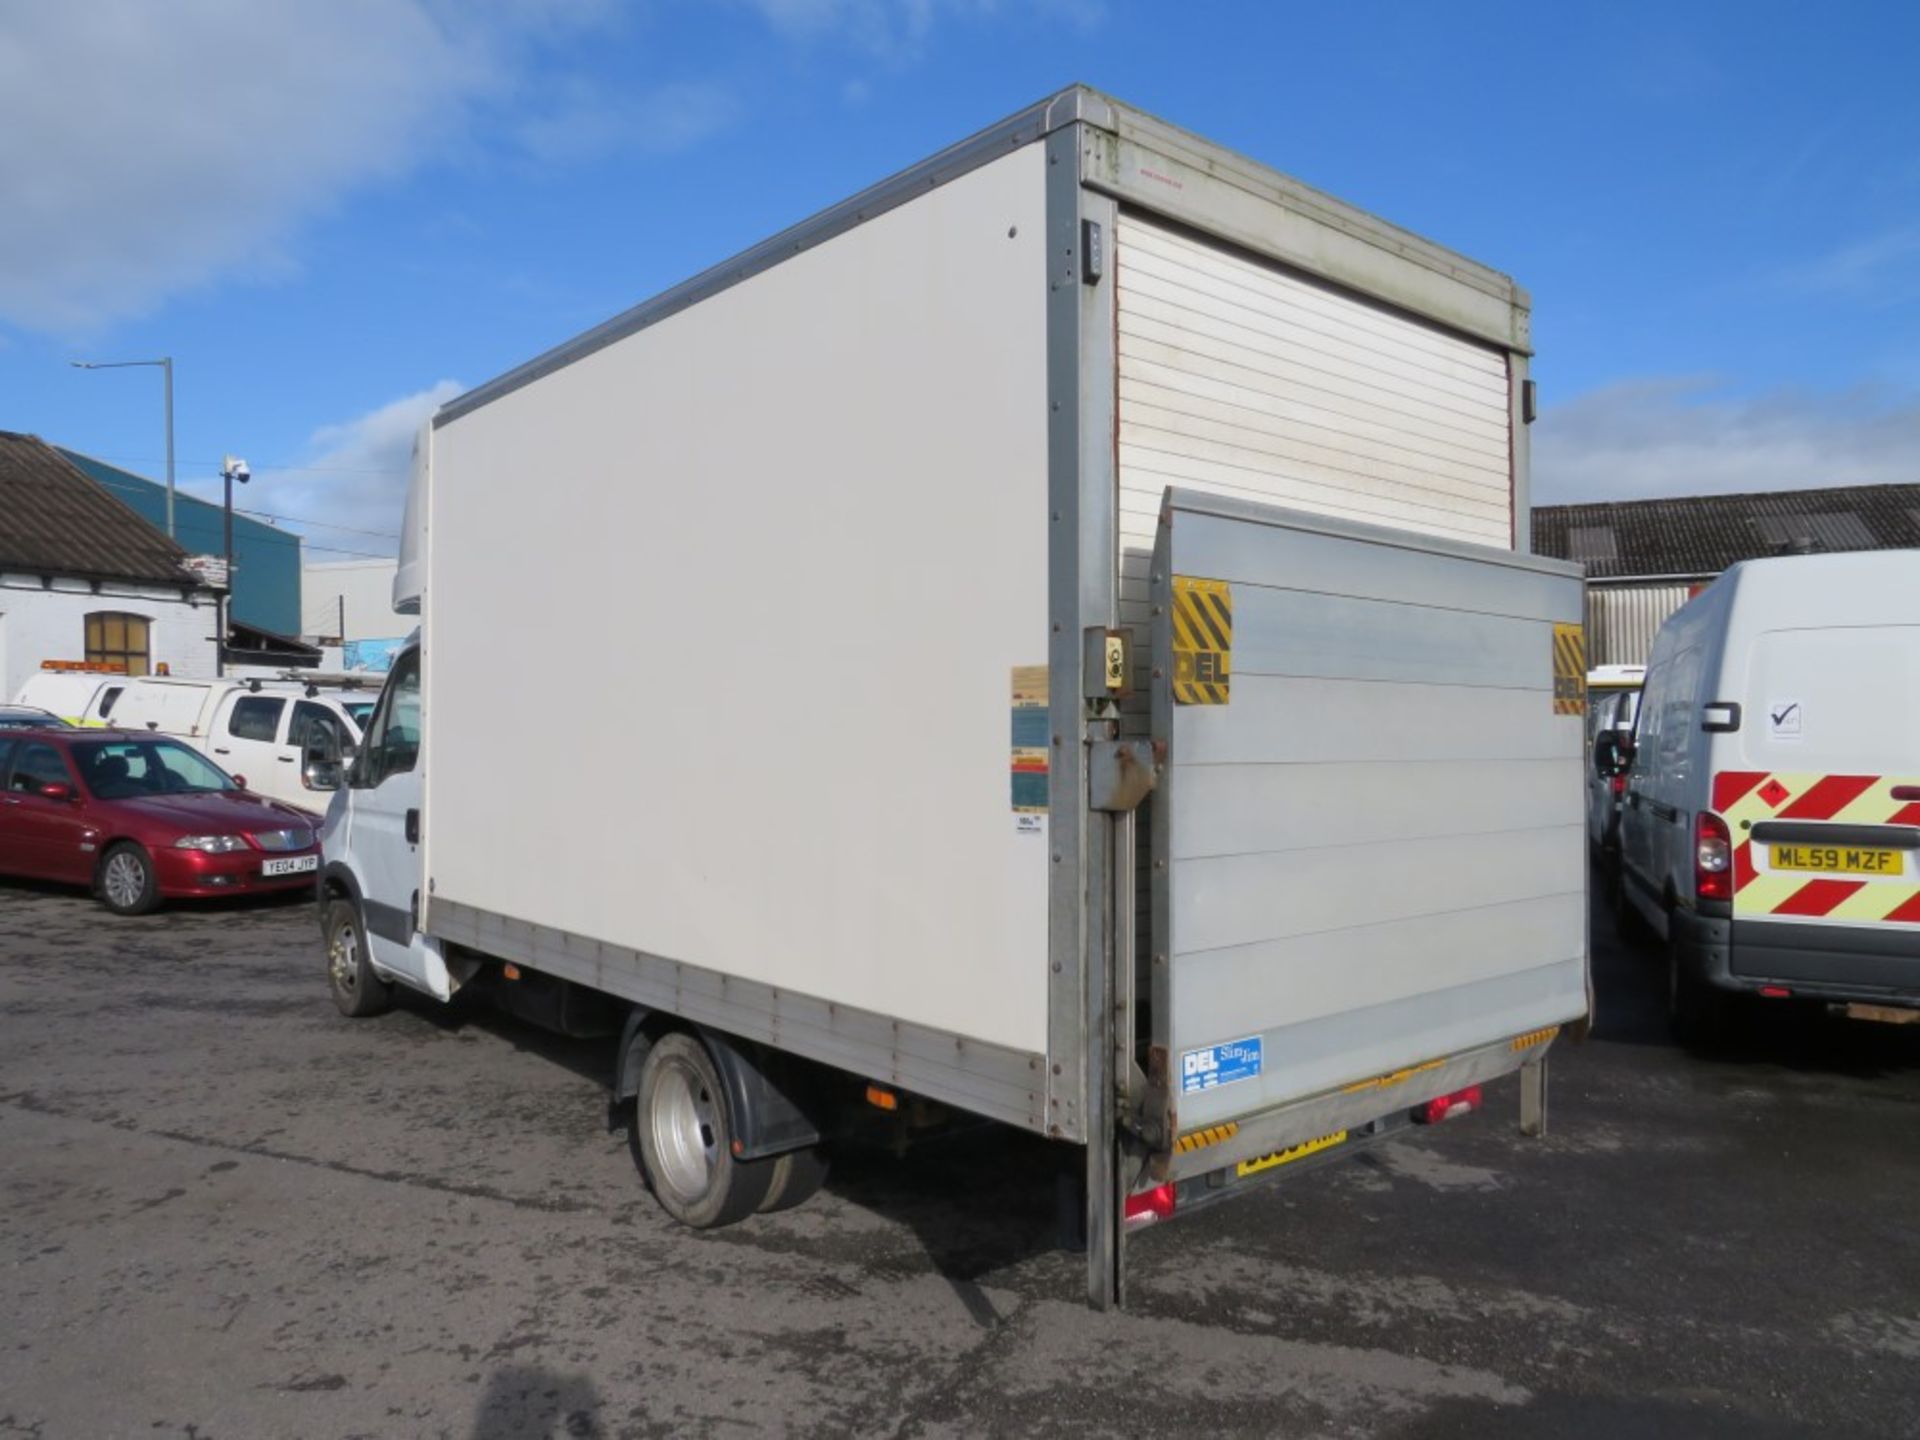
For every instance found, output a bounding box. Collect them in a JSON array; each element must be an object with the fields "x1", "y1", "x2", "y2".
[
  {"x1": 1598, "y1": 550, "x2": 1919, "y2": 1040},
  {"x1": 0, "y1": 726, "x2": 320, "y2": 914},
  {"x1": 11, "y1": 669, "x2": 370, "y2": 815}
]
